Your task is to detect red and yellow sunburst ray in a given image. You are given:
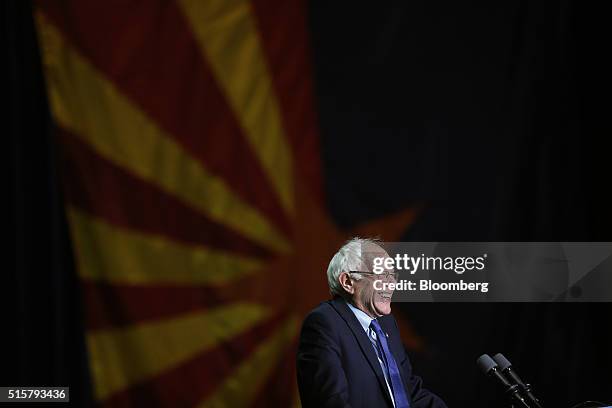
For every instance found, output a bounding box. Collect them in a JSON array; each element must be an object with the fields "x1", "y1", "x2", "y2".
[
  {"x1": 33, "y1": 0, "x2": 420, "y2": 406},
  {"x1": 37, "y1": 0, "x2": 292, "y2": 239}
]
